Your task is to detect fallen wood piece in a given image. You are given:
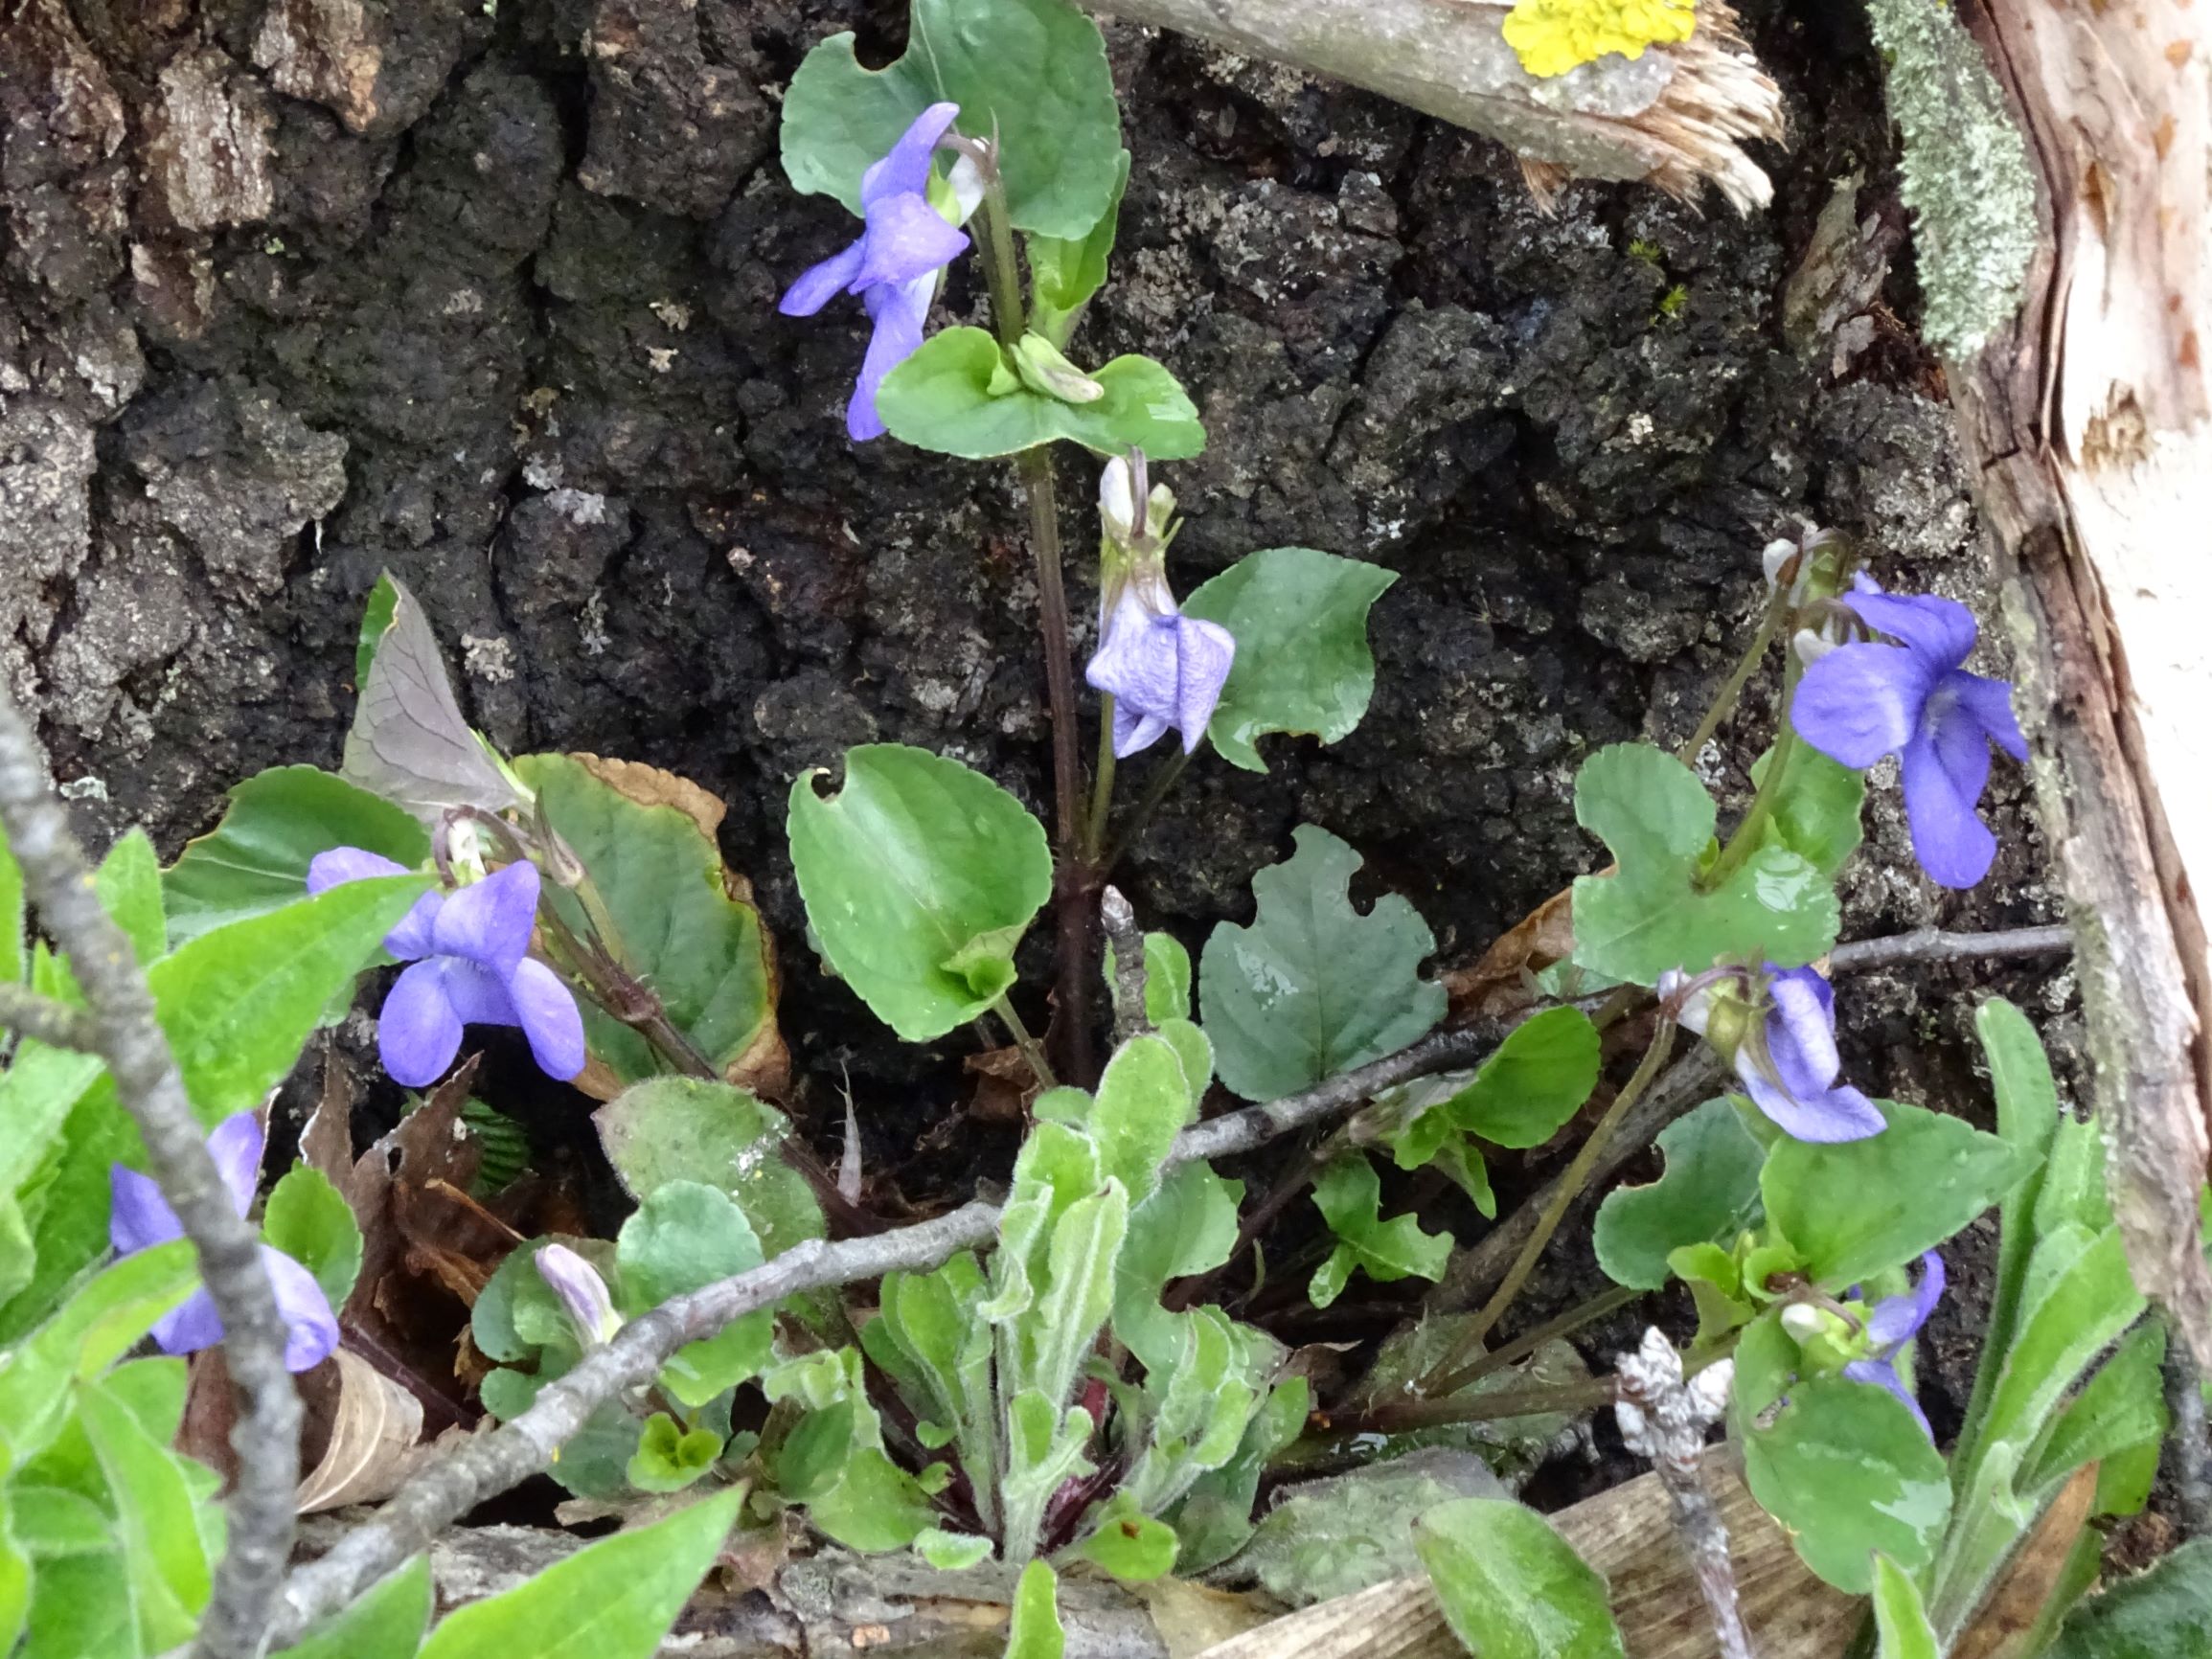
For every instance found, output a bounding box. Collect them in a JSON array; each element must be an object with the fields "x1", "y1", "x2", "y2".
[
  {"x1": 294, "y1": 1449, "x2": 1848, "y2": 1658},
  {"x1": 1095, "y1": 0, "x2": 1784, "y2": 211},
  {"x1": 1194, "y1": 1447, "x2": 1858, "y2": 1659}
]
